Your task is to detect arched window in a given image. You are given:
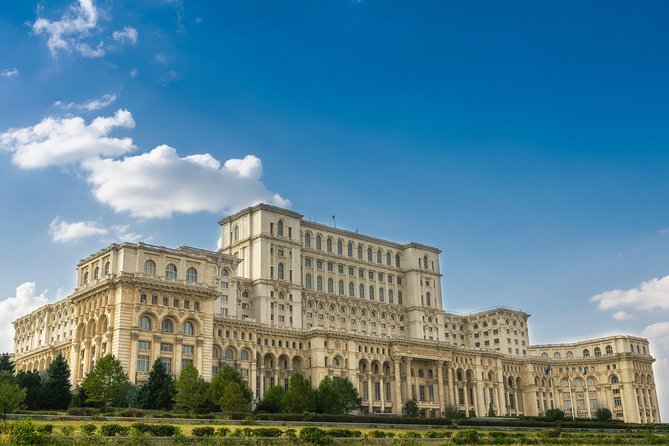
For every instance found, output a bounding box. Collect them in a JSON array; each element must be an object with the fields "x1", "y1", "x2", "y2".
[
  {"x1": 144, "y1": 260, "x2": 156, "y2": 277},
  {"x1": 166, "y1": 263, "x2": 177, "y2": 280},
  {"x1": 610, "y1": 375, "x2": 619, "y2": 384},
  {"x1": 224, "y1": 348, "x2": 235, "y2": 360},
  {"x1": 606, "y1": 345, "x2": 613, "y2": 355},
  {"x1": 347, "y1": 243, "x2": 353, "y2": 257},
  {"x1": 234, "y1": 225, "x2": 240, "y2": 241},
  {"x1": 426, "y1": 292, "x2": 431, "y2": 306},
  {"x1": 183, "y1": 321, "x2": 194, "y2": 335},
  {"x1": 277, "y1": 263, "x2": 284, "y2": 280},
  {"x1": 338, "y1": 280, "x2": 344, "y2": 295},
  {"x1": 395, "y1": 254, "x2": 401, "y2": 268},
  {"x1": 317, "y1": 276, "x2": 323, "y2": 291},
  {"x1": 566, "y1": 351, "x2": 573, "y2": 359},
  {"x1": 333, "y1": 357, "x2": 340, "y2": 368},
  {"x1": 305, "y1": 233, "x2": 311, "y2": 248},
  {"x1": 561, "y1": 379, "x2": 569, "y2": 387},
  {"x1": 83, "y1": 271, "x2": 89, "y2": 284},
  {"x1": 357, "y1": 245, "x2": 363, "y2": 259},
  {"x1": 316, "y1": 235, "x2": 322, "y2": 250},
  {"x1": 367, "y1": 247, "x2": 372, "y2": 261},
  {"x1": 379, "y1": 288, "x2": 384, "y2": 302},
  {"x1": 587, "y1": 377, "x2": 595, "y2": 387},
  {"x1": 349, "y1": 282, "x2": 355, "y2": 297},
  {"x1": 94, "y1": 267, "x2": 99, "y2": 280},
  {"x1": 186, "y1": 267, "x2": 198, "y2": 283},
  {"x1": 359, "y1": 284, "x2": 365, "y2": 299},
  {"x1": 573, "y1": 378, "x2": 583, "y2": 387},
  {"x1": 583, "y1": 349, "x2": 590, "y2": 358},
  {"x1": 418, "y1": 369, "x2": 425, "y2": 378},
  {"x1": 377, "y1": 250, "x2": 382, "y2": 263},
  {"x1": 240, "y1": 349, "x2": 249, "y2": 360},
  {"x1": 594, "y1": 347, "x2": 601, "y2": 357},
  {"x1": 221, "y1": 268, "x2": 229, "y2": 277},
  {"x1": 277, "y1": 220, "x2": 284, "y2": 237},
  {"x1": 139, "y1": 316, "x2": 151, "y2": 331},
  {"x1": 161, "y1": 319, "x2": 173, "y2": 333},
  {"x1": 369, "y1": 286, "x2": 375, "y2": 300},
  {"x1": 388, "y1": 289, "x2": 394, "y2": 304},
  {"x1": 337, "y1": 240, "x2": 343, "y2": 255},
  {"x1": 327, "y1": 238, "x2": 333, "y2": 253},
  {"x1": 327, "y1": 278, "x2": 334, "y2": 294},
  {"x1": 305, "y1": 274, "x2": 312, "y2": 290},
  {"x1": 553, "y1": 352, "x2": 561, "y2": 359},
  {"x1": 104, "y1": 261, "x2": 110, "y2": 275},
  {"x1": 398, "y1": 291, "x2": 403, "y2": 305},
  {"x1": 213, "y1": 346, "x2": 220, "y2": 359},
  {"x1": 541, "y1": 352, "x2": 549, "y2": 358},
  {"x1": 386, "y1": 252, "x2": 391, "y2": 265}
]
